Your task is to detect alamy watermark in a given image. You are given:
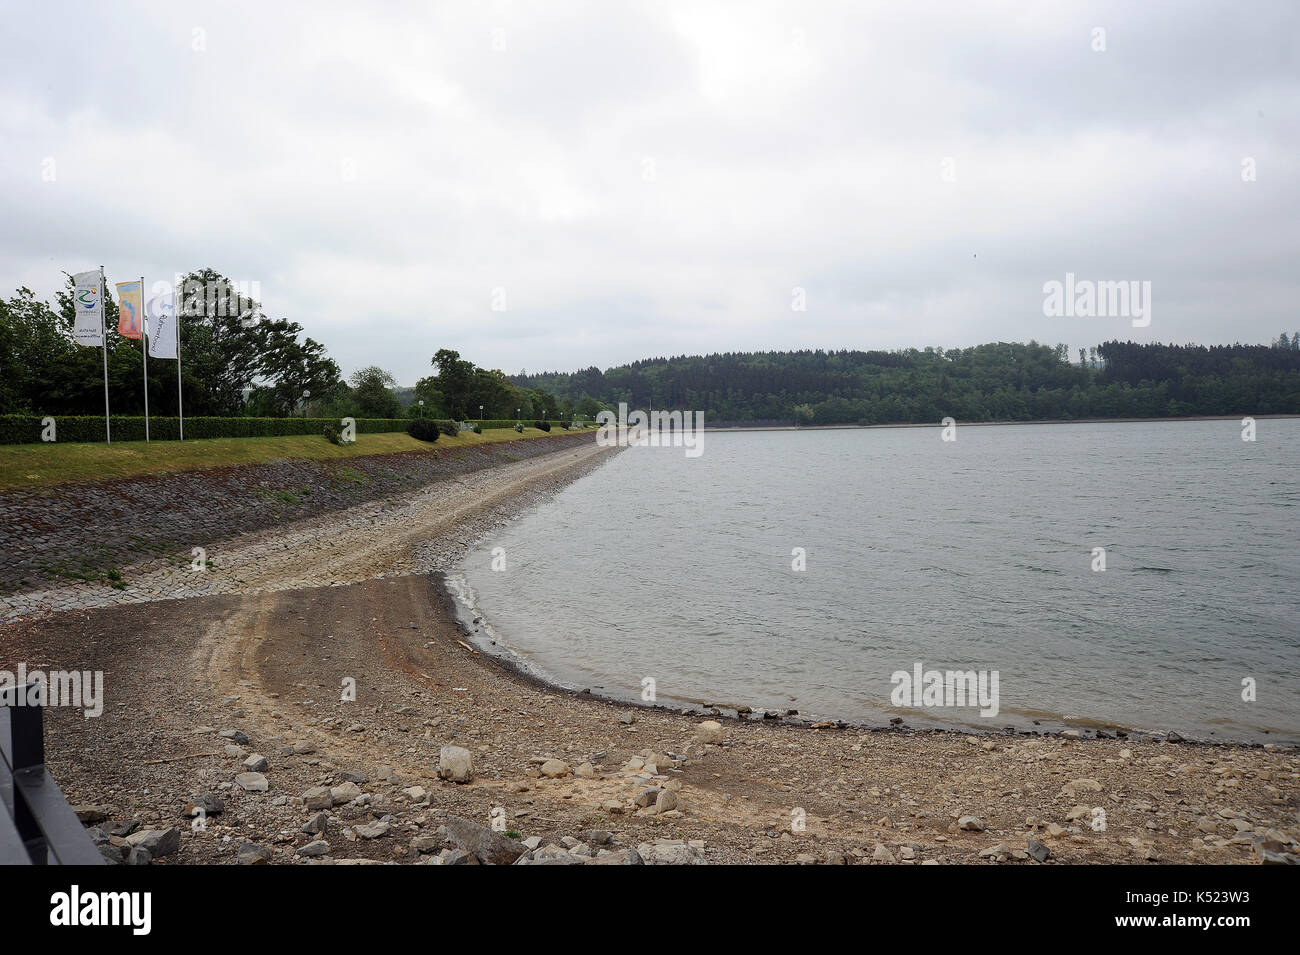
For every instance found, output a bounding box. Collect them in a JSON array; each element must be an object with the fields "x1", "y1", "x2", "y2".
[
  {"x1": 890, "y1": 662, "x2": 1000, "y2": 717},
  {"x1": 596, "y1": 402, "x2": 704, "y2": 457},
  {"x1": 1043, "y1": 272, "x2": 1151, "y2": 328},
  {"x1": 0, "y1": 665, "x2": 104, "y2": 718}
]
